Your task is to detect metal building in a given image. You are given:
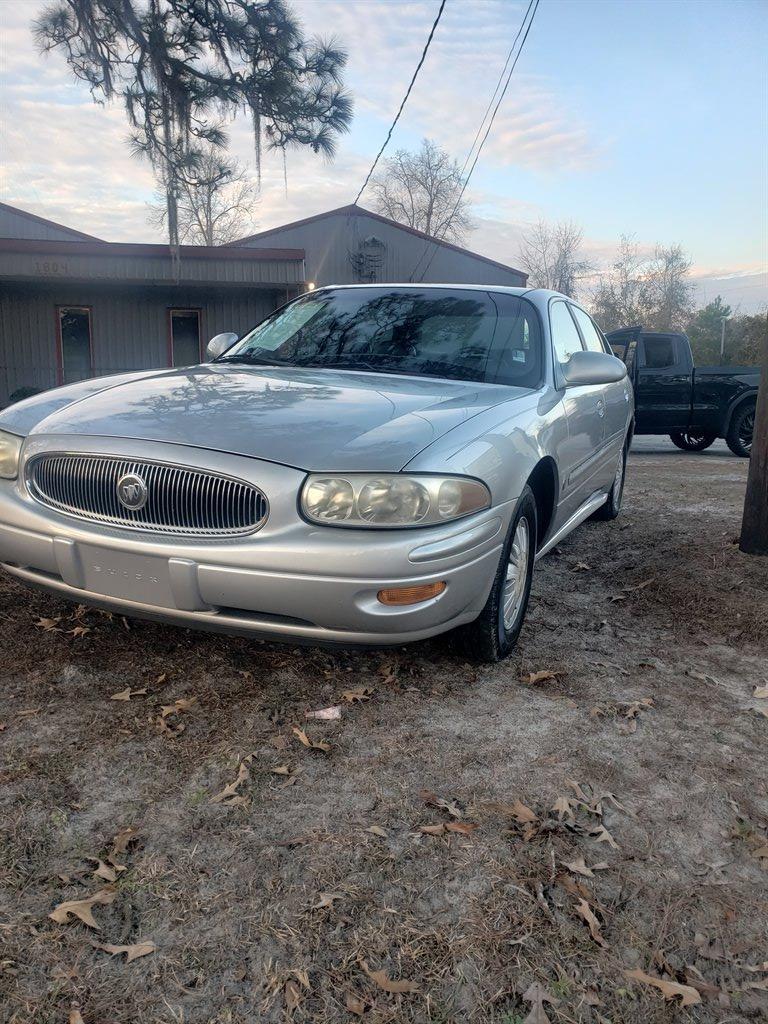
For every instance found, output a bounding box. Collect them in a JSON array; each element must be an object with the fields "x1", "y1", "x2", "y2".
[
  {"x1": 234, "y1": 204, "x2": 527, "y2": 289},
  {"x1": 0, "y1": 200, "x2": 526, "y2": 406}
]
